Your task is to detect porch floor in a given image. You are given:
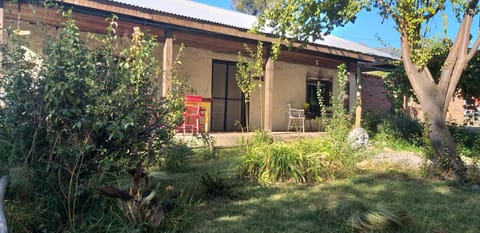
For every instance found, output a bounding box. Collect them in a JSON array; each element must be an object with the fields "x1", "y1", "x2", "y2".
[{"x1": 174, "y1": 131, "x2": 326, "y2": 148}]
